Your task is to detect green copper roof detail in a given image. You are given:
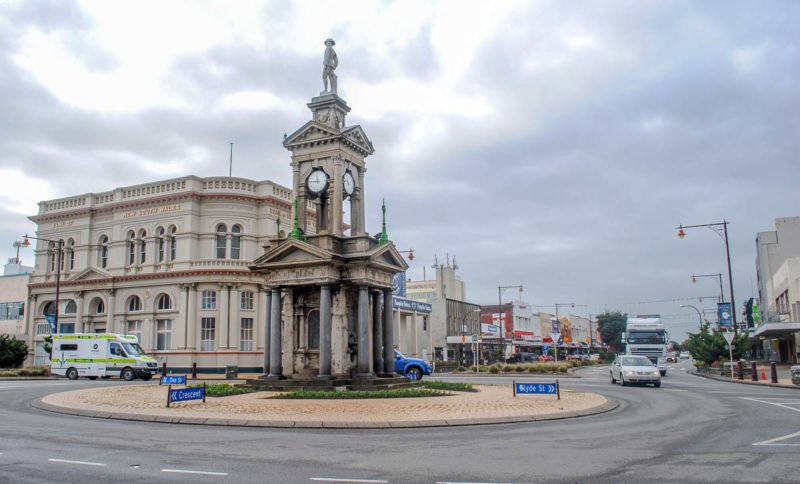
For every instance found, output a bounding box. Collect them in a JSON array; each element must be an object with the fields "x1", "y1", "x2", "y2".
[
  {"x1": 290, "y1": 198, "x2": 304, "y2": 240},
  {"x1": 379, "y1": 198, "x2": 389, "y2": 244}
]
